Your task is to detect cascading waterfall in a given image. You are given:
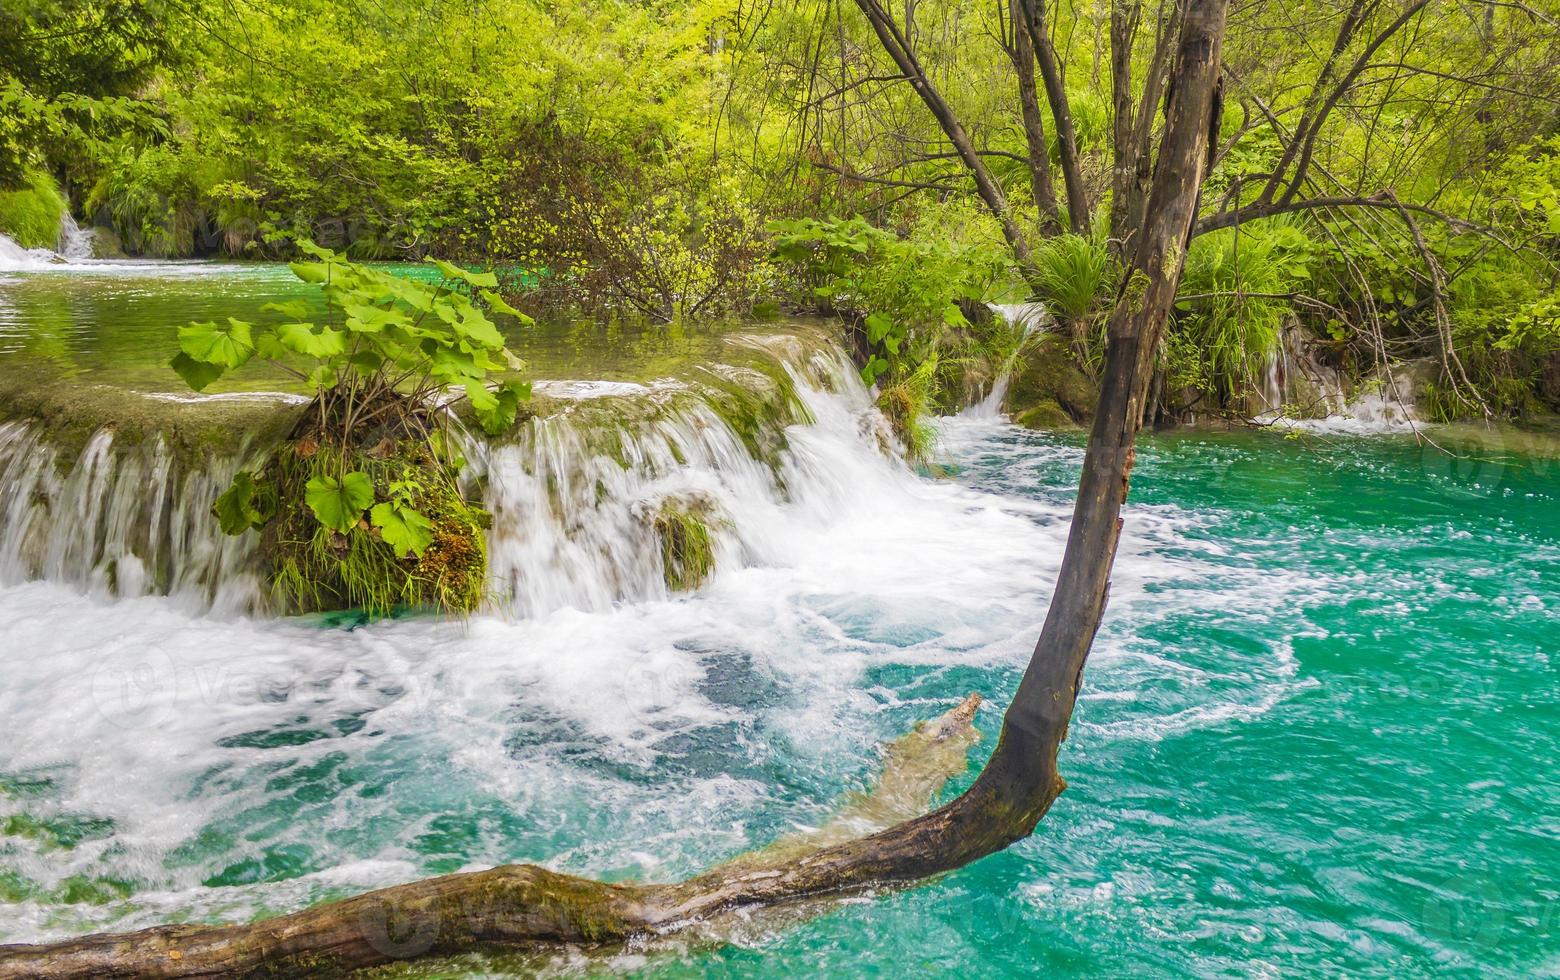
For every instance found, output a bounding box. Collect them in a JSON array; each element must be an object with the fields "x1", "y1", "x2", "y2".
[
  {"x1": 1252, "y1": 319, "x2": 1424, "y2": 432},
  {"x1": 962, "y1": 301, "x2": 1052, "y2": 419},
  {"x1": 0, "y1": 345, "x2": 891, "y2": 618},
  {"x1": 56, "y1": 213, "x2": 97, "y2": 261},
  {"x1": 0, "y1": 422, "x2": 261, "y2": 611},
  {"x1": 0, "y1": 232, "x2": 62, "y2": 272}
]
